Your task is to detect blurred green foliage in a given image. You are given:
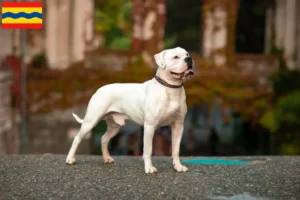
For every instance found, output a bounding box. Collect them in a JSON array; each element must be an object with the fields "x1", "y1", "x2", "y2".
[
  {"x1": 272, "y1": 69, "x2": 300, "y2": 98},
  {"x1": 276, "y1": 91, "x2": 300, "y2": 155},
  {"x1": 260, "y1": 69, "x2": 300, "y2": 155},
  {"x1": 164, "y1": 34, "x2": 178, "y2": 49},
  {"x1": 276, "y1": 91, "x2": 300, "y2": 128},
  {"x1": 31, "y1": 53, "x2": 47, "y2": 68},
  {"x1": 259, "y1": 110, "x2": 277, "y2": 133},
  {"x1": 94, "y1": 0, "x2": 132, "y2": 50}
]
